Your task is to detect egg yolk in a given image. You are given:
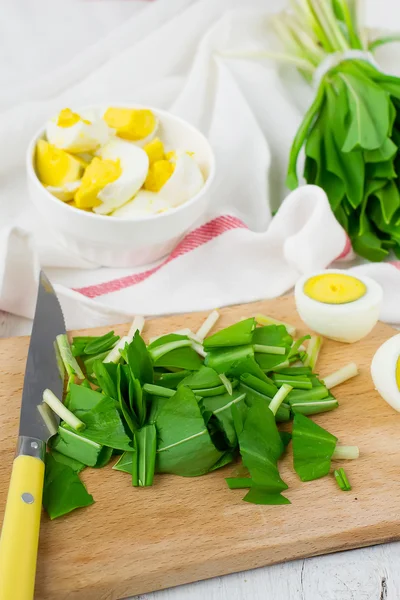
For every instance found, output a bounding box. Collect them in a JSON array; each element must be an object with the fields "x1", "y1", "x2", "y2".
[
  {"x1": 304, "y1": 273, "x2": 367, "y2": 304},
  {"x1": 103, "y1": 108, "x2": 156, "y2": 141},
  {"x1": 75, "y1": 157, "x2": 122, "y2": 208},
  {"x1": 144, "y1": 160, "x2": 175, "y2": 192},
  {"x1": 57, "y1": 108, "x2": 90, "y2": 128},
  {"x1": 36, "y1": 140, "x2": 83, "y2": 187},
  {"x1": 144, "y1": 138, "x2": 165, "y2": 165}
]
